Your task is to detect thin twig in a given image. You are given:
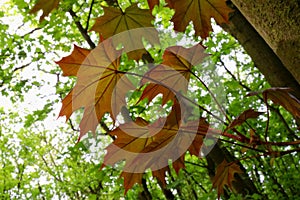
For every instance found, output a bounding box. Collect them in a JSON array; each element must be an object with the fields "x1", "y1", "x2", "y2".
[
  {"x1": 68, "y1": 9, "x2": 96, "y2": 49},
  {"x1": 190, "y1": 69, "x2": 229, "y2": 122},
  {"x1": 85, "y1": 0, "x2": 95, "y2": 31},
  {"x1": 68, "y1": 118, "x2": 80, "y2": 132},
  {"x1": 219, "y1": 138, "x2": 265, "y2": 153},
  {"x1": 219, "y1": 57, "x2": 298, "y2": 141},
  {"x1": 183, "y1": 168, "x2": 208, "y2": 193},
  {"x1": 264, "y1": 102, "x2": 270, "y2": 142},
  {"x1": 21, "y1": 27, "x2": 42, "y2": 38},
  {"x1": 218, "y1": 58, "x2": 252, "y2": 92},
  {"x1": 13, "y1": 62, "x2": 31, "y2": 72}
]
